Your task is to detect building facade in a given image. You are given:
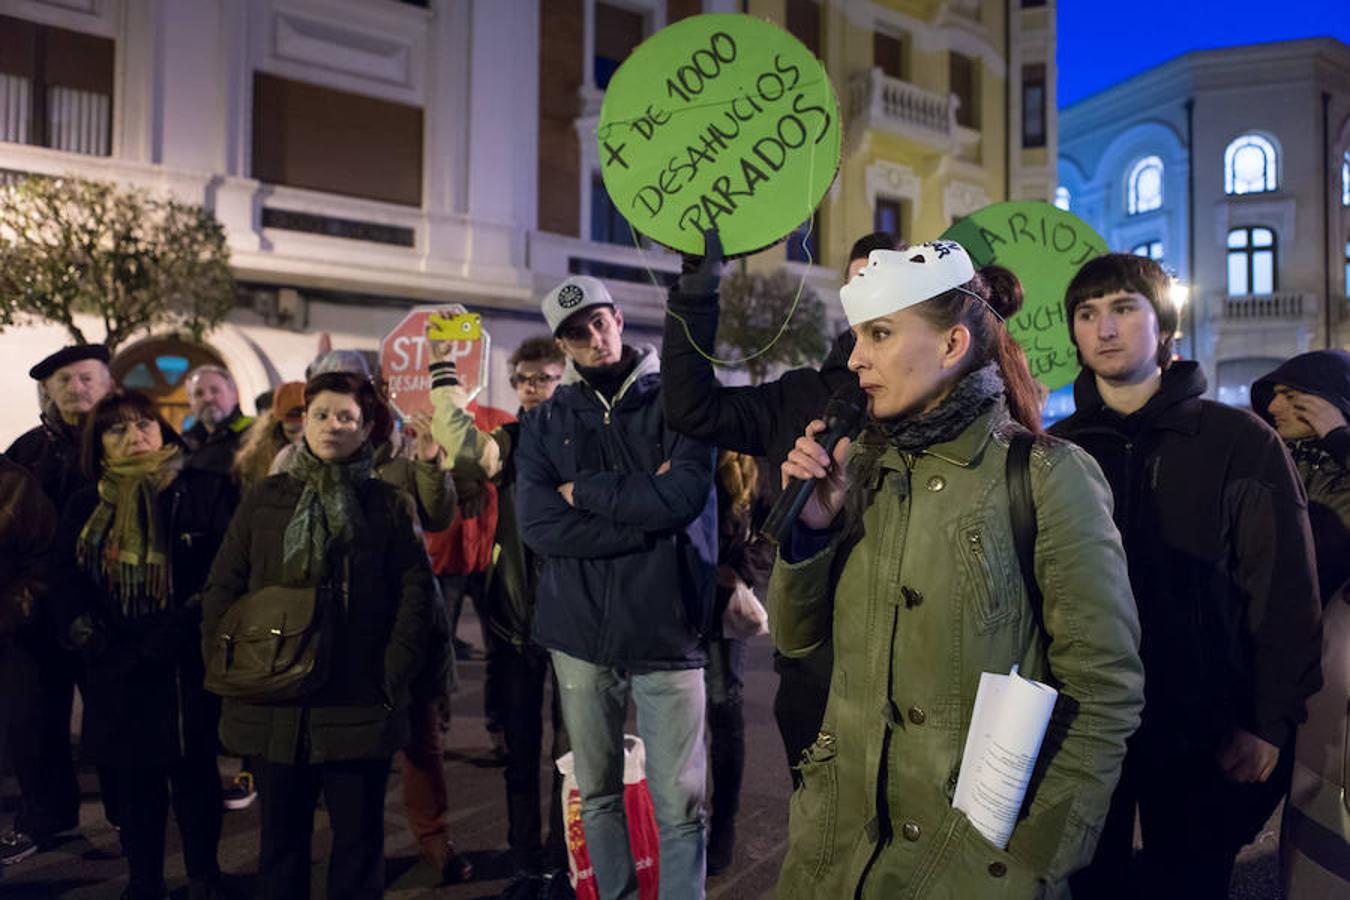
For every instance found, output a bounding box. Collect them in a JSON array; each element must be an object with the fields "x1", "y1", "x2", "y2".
[
  {"x1": 1058, "y1": 38, "x2": 1350, "y2": 406},
  {"x1": 0, "y1": 0, "x2": 1056, "y2": 443}
]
